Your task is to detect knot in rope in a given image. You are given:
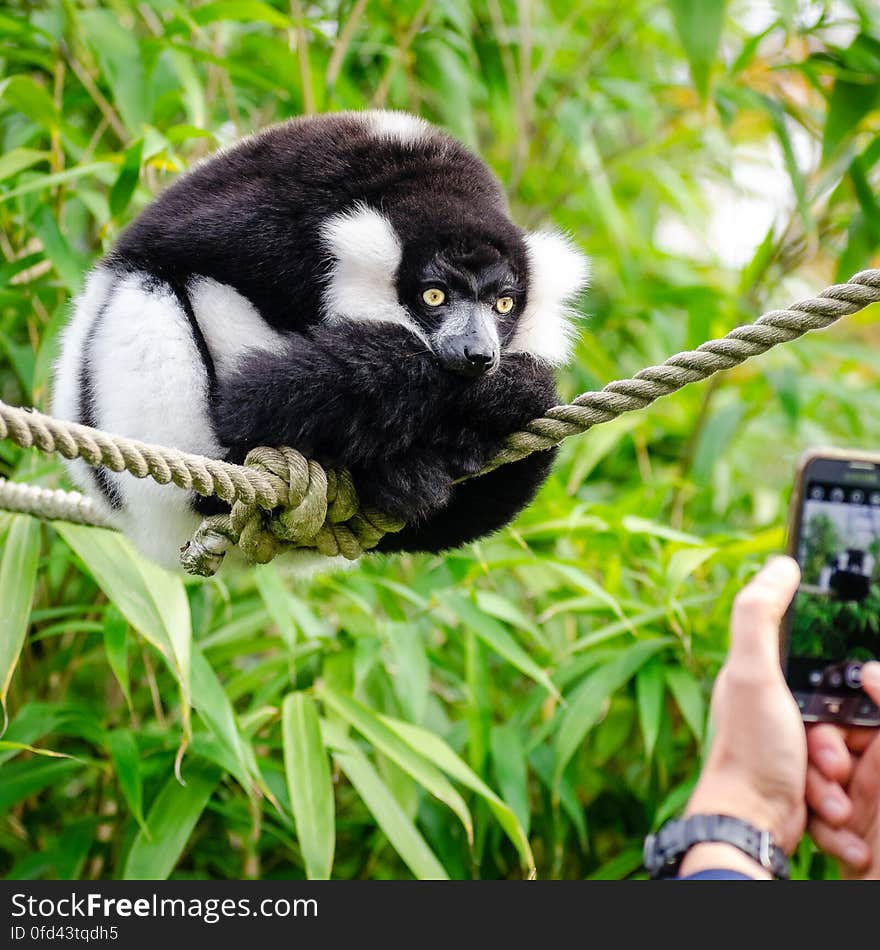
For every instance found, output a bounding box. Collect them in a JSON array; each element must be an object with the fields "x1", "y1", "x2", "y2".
[{"x1": 179, "y1": 446, "x2": 404, "y2": 576}]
